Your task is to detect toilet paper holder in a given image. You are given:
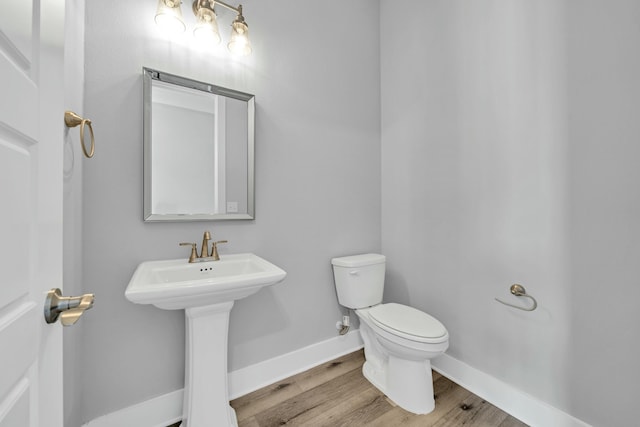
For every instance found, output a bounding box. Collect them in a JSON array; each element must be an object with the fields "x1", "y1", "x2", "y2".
[{"x1": 495, "y1": 284, "x2": 537, "y2": 311}]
